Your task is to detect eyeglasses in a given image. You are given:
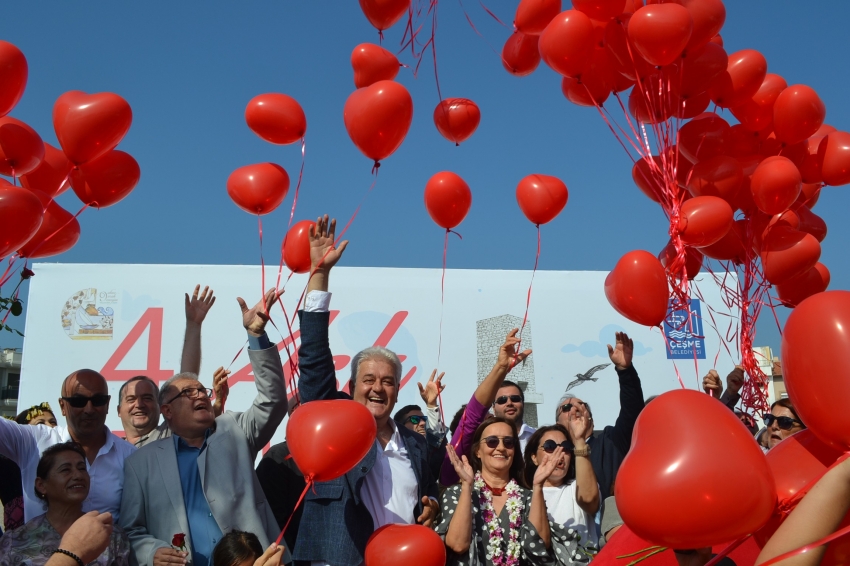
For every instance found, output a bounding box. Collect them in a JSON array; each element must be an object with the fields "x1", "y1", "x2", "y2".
[
  {"x1": 540, "y1": 439, "x2": 572, "y2": 453},
  {"x1": 560, "y1": 401, "x2": 588, "y2": 414},
  {"x1": 763, "y1": 414, "x2": 802, "y2": 430},
  {"x1": 62, "y1": 394, "x2": 110, "y2": 408},
  {"x1": 494, "y1": 395, "x2": 522, "y2": 406},
  {"x1": 481, "y1": 435, "x2": 516, "y2": 450},
  {"x1": 166, "y1": 387, "x2": 213, "y2": 405},
  {"x1": 406, "y1": 415, "x2": 426, "y2": 425}
]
